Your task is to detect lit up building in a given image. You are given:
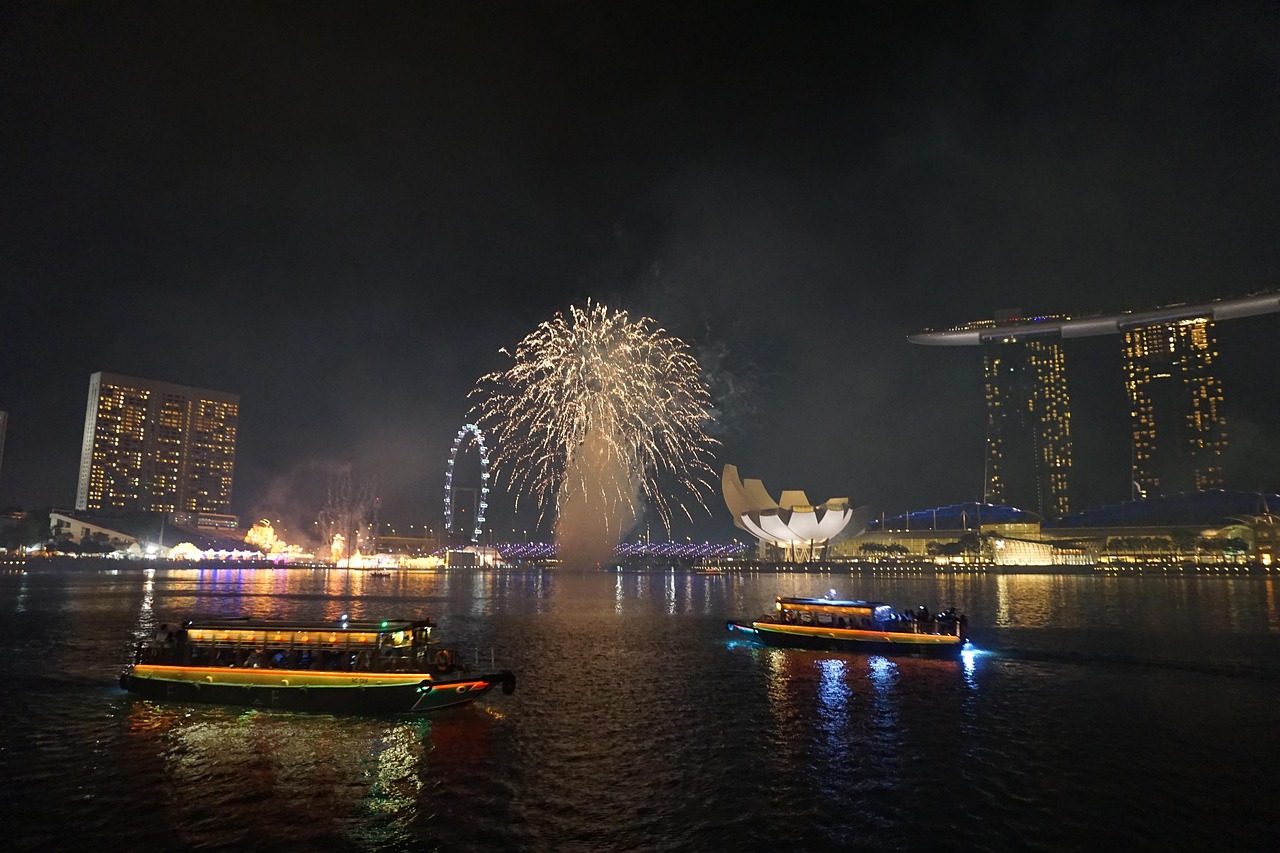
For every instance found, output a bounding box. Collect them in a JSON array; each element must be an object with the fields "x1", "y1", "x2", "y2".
[
  {"x1": 917, "y1": 311, "x2": 1075, "y2": 519},
  {"x1": 911, "y1": 292, "x2": 1280, "y2": 510},
  {"x1": 1123, "y1": 317, "x2": 1227, "y2": 497},
  {"x1": 722, "y1": 464, "x2": 861, "y2": 562},
  {"x1": 980, "y1": 316, "x2": 1074, "y2": 519},
  {"x1": 75, "y1": 372, "x2": 239, "y2": 515}
]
